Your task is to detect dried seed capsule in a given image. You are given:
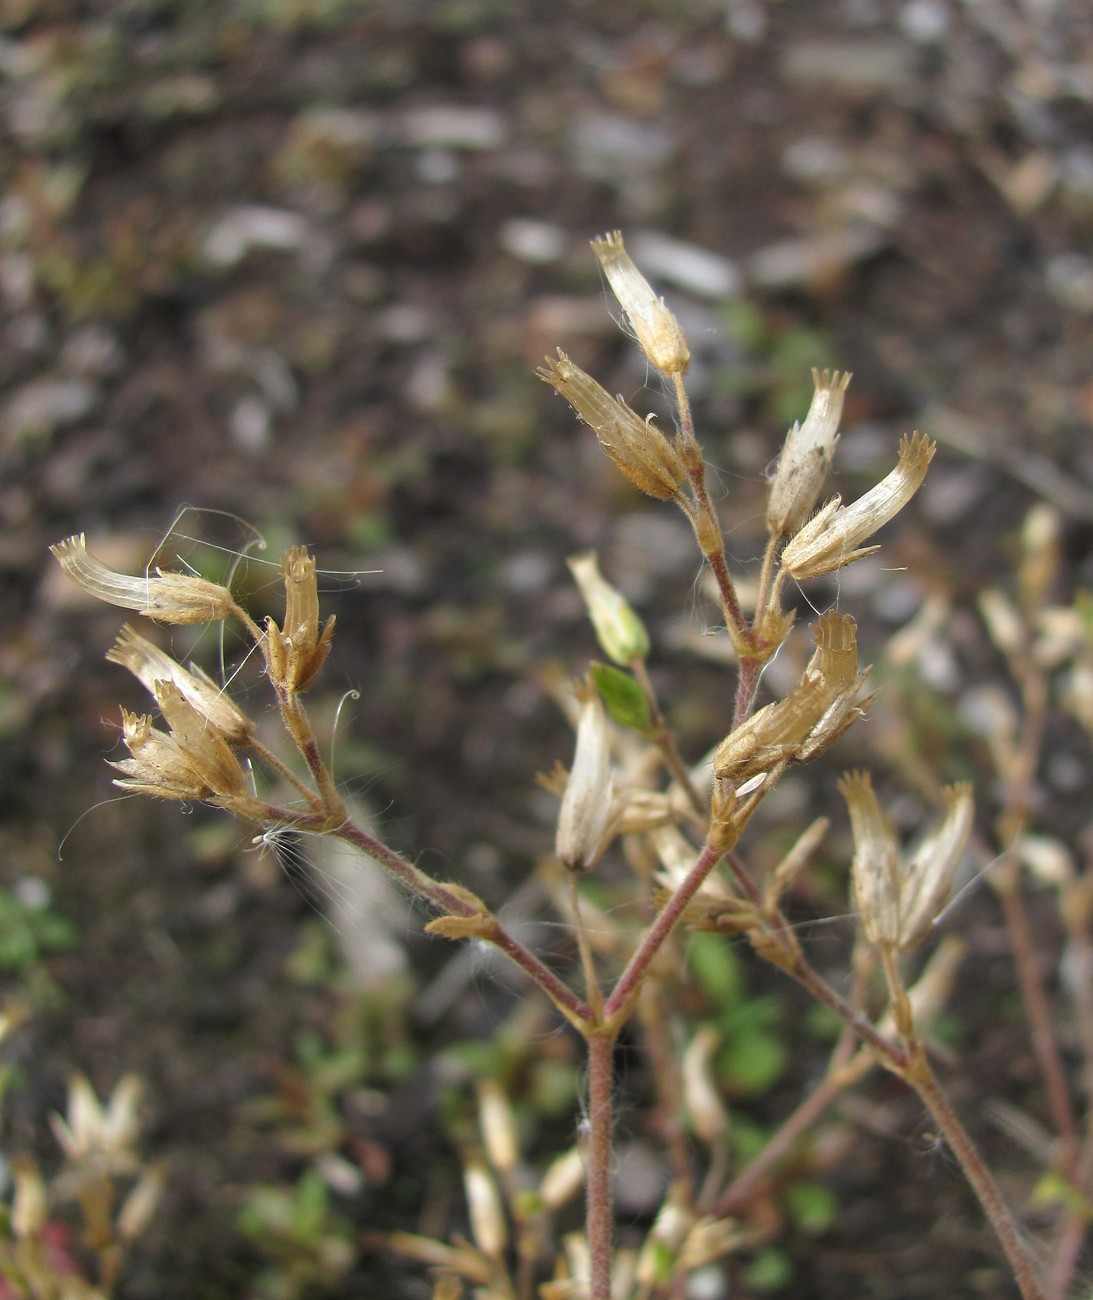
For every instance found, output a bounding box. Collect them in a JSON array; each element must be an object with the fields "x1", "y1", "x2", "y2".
[
  {"x1": 462, "y1": 1155, "x2": 507, "y2": 1259},
  {"x1": 108, "y1": 625, "x2": 254, "y2": 744},
  {"x1": 537, "y1": 350, "x2": 687, "y2": 500},
  {"x1": 840, "y1": 772, "x2": 973, "y2": 953},
  {"x1": 780, "y1": 432, "x2": 936, "y2": 580},
  {"x1": 110, "y1": 709, "x2": 212, "y2": 802},
  {"x1": 767, "y1": 369, "x2": 851, "y2": 537},
  {"x1": 714, "y1": 613, "x2": 860, "y2": 781},
  {"x1": 265, "y1": 546, "x2": 336, "y2": 694},
  {"x1": 591, "y1": 230, "x2": 691, "y2": 376},
  {"x1": 555, "y1": 682, "x2": 615, "y2": 873},
  {"x1": 839, "y1": 770, "x2": 902, "y2": 949},
  {"x1": 51, "y1": 534, "x2": 236, "y2": 624},
  {"x1": 897, "y1": 783, "x2": 973, "y2": 952}
]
